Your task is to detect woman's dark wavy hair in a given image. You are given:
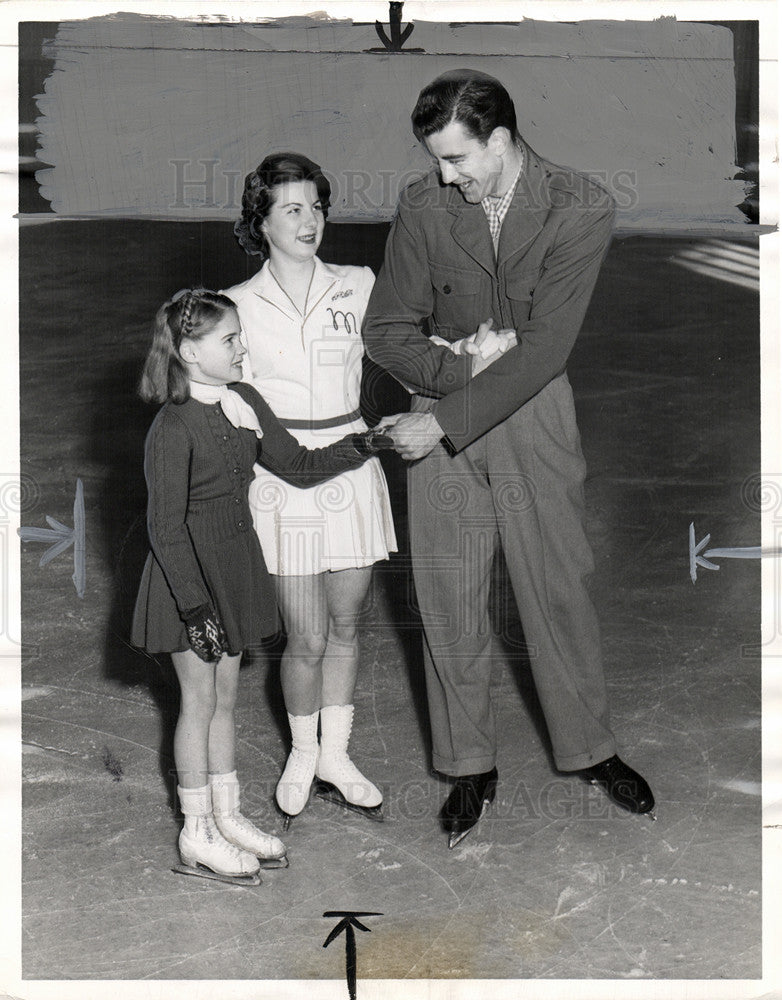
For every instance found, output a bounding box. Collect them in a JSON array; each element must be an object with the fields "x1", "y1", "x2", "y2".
[
  {"x1": 412, "y1": 69, "x2": 522, "y2": 146},
  {"x1": 234, "y1": 152, "x2": 331, "y2": 259},
  {"x1": 139, "y1": 288, "x2": 236, "y2": 405}
]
